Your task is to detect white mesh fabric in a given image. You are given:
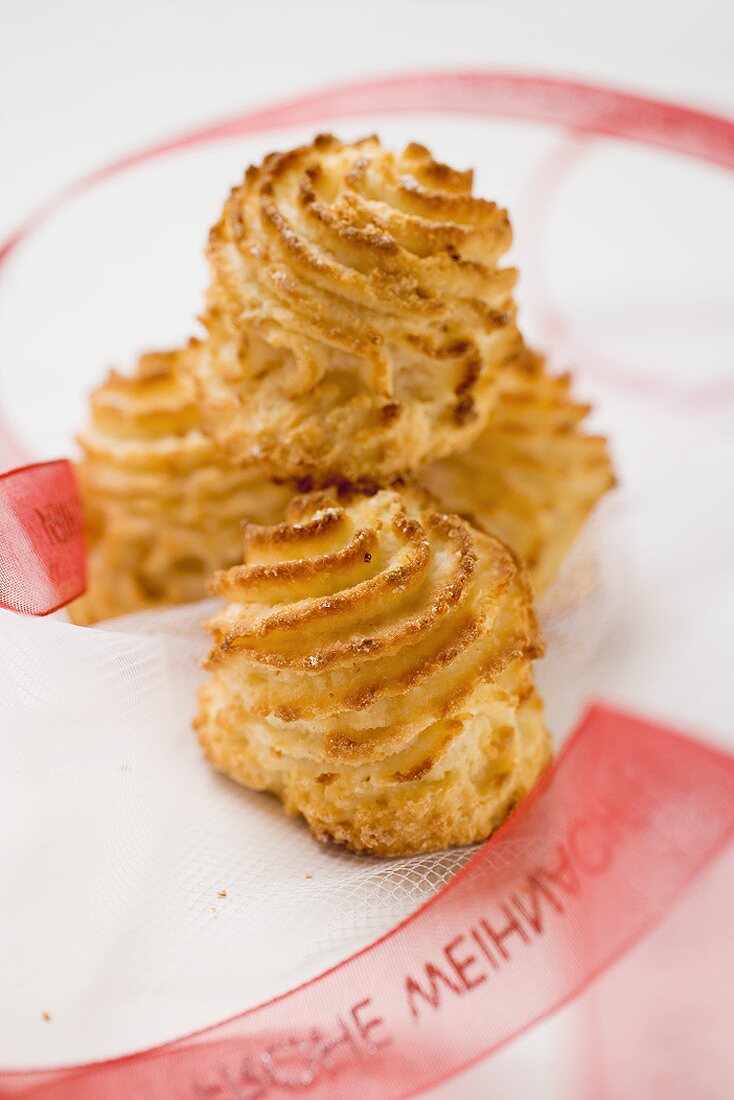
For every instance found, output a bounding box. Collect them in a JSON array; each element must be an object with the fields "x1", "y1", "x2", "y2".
[{"x1": 0, "y1": 544, "x2": 605, "y2": 1067}]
